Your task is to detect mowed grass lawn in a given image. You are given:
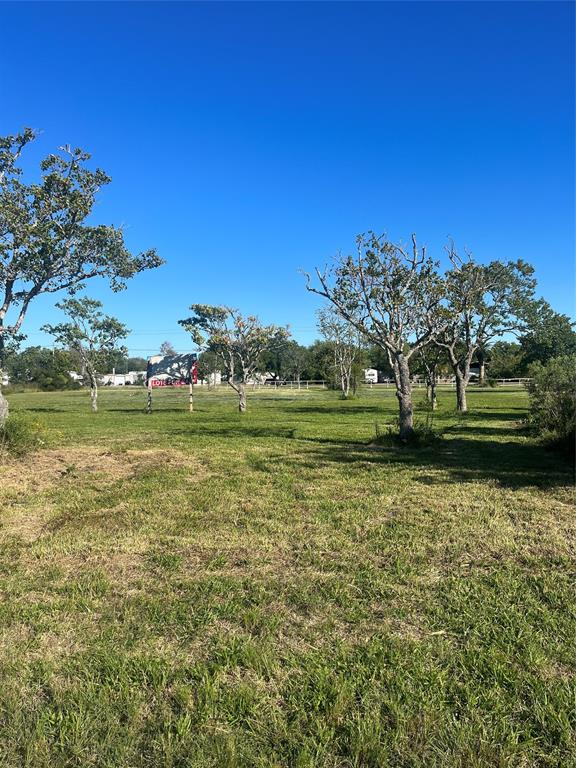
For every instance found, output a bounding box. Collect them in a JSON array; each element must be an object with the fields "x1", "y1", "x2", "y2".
[{"x1": 1, "y1": 385, "x2": 574, "y2": 768}]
